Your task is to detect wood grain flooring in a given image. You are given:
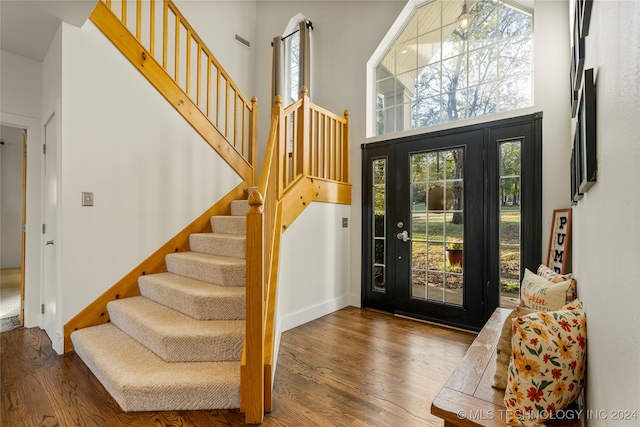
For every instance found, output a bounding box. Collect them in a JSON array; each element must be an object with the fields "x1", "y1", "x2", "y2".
[{"x1": 1, "y1": 306, "x2": 476, "y2": 426}]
